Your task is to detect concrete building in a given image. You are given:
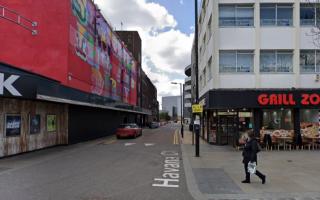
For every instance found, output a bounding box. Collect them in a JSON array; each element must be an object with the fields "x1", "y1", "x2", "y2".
[
  {"x1": 196, "y1": 0, "x2": 320, "y2": 146},
  {"x1": 162, "y1": 96, "x2": 182, "y2": 119},
  {"x1": 184, "y1": 65, "x2": 192, "y2": 124}
]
